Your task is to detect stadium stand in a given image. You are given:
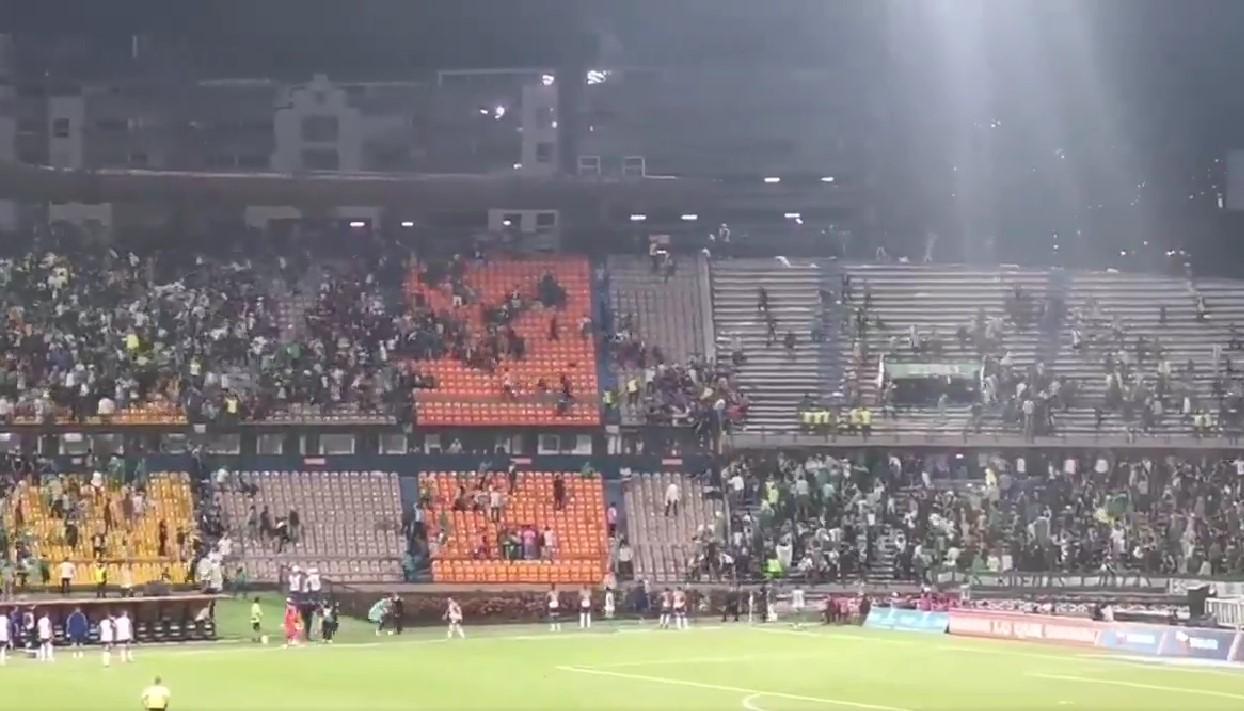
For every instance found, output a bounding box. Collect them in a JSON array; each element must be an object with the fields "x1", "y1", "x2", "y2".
[
  {"x1": 839, "y1": 264, "x2": 1053, "y2": 434},
  {"x1": 1056, "y1": 270, "x2": 1244, "y2": 434},
  {"x1": 217, "y1": 469, "x2": 405, "y2": 582},
  {"x1": 0, "y1": 247, "x2": 421, "y2": 426},
  {"x1": 407, "y1": 257, "x2": 600, "y2": 426},
  {"x1": 711, "y1": 258, "x2": 836, "y2": 430},
  {"x1": 422, "y1": 470, "x2": 606, "y2": 583},
  {"x1": 605, "y1": 254, "x2": 717, "y2": 425},
  {"x1": 621, "y1": 471, "x2": 723, "y2": 582},
  {"x1": 724, "y1": 452, "x2": 895, "y2": 583},
  {"x1": 1, "y1": 471, "x2": 195, "y2": 586}
]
